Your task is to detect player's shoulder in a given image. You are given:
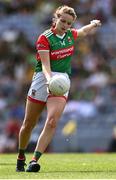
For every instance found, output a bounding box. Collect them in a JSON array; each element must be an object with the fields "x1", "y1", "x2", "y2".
[
  {"x1": 67, "y1": 28, "x2": 78, "y2": 40},
  {"x1": 42, "y1": 29, "x2": 53, "y2": 38},
  {"x1": 67, "y1": 28, "x2": 77, "y2": 33}
]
